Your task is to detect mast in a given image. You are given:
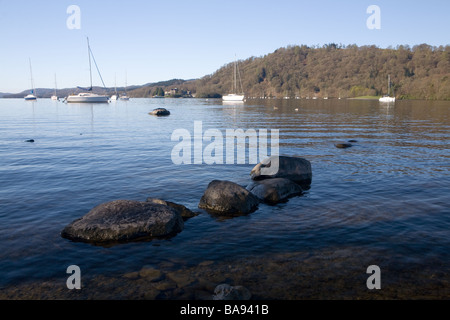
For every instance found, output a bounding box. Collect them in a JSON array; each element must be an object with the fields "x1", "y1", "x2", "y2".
[
  {"x1": 387, "y1": 75, "x2": 390, "y2": 96},
  {"x1": 233, "y1": 58, "x2": 237, "y2": 93},
  {"x1": 124, "y1": 70, "x2": 128, "y2": 94},
  {"x1": 29, "y1": 58, "x2": 35, "y2": 95},
  {"x1": 233, "y1": 55, "x2": 237, "y2": 94},
  {"x1": 54, "y1": 73, "x2": 57, "y2": 96},
  {"x1": 87, "y1": 37, "x2": 93, "y2": 90}
]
